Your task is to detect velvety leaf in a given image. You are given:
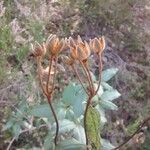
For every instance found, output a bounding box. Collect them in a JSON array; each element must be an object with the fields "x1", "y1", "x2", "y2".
[
  {"x1": 58, "y1": 119, "x2": 76, "y2": 134},
  {"x1": 12, "y1": 123, "x2": 21, "y2": 140},
  {"x1": 94, "y1": 83, "x2": 104, "y2": 97},
  {"x1": 95, "y1": 105, "x2": 107, "y2": 125},
  {"x1": 44, "y1": 132, "x2": 55, "y2": 150},
  {"x1": 2, "y1": 119, "x2": 14, "y2": 131},
  {"x1": 65, "y1": 108, "x2": 76, "y2": 122},
  {"x1": 100, "y1": 100, "x2": 118, "y2": 110},
  {"x1": 101, "y1": 82, "x2": 113, "y2": 91},
  {"x1": 29, "y1": 104, "x2": 52, "y2": 120},
  {"x1": 101, "y1": 90, "x2": 121, "y2": 101},
  {"x1": 101, "y1": 138, "x2": 115, "y2": 150},
  {"x1": 102, "y1": 68, "x2": 119, "y2": 82},
  {"x1": 62, "y1": 83, "x2": 87, "y2": 117},
  {"x1": 86, "y1": 106, "x2": 101, "y2": 150},
  {"x1": 56, "y1": 139, "x2": 86, "y2": 150},
  {"x1": 73, "y1": 125, "x2": 86, "y2": 144}
]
